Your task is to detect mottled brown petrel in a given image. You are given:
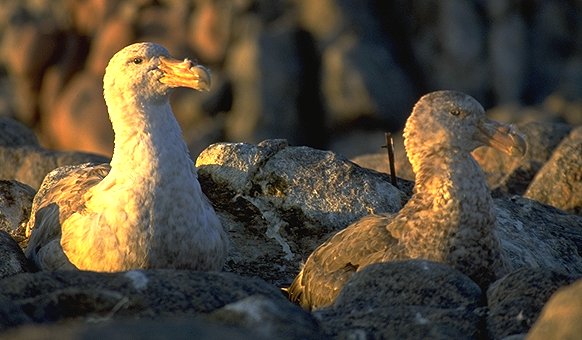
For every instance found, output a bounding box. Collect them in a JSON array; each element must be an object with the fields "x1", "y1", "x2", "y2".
[{"x1": 288, "y1": 90, "x2": 527, "y2": 310}]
